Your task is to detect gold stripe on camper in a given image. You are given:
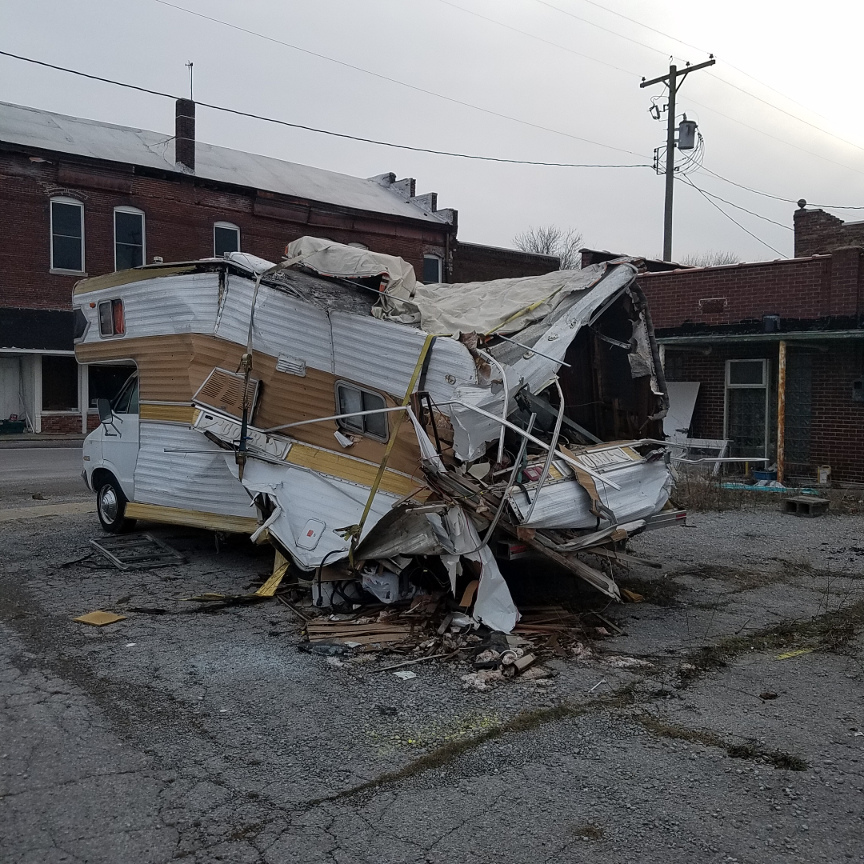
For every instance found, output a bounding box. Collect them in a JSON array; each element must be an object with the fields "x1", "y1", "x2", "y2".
[
  {"x1": 124, "y1": 502, "x2": 258, "y2": 533},
  {"x1": 285, "y1": 443, "x2": 425, "y2": 499},
  {"x1": 139, "y1": 403, "x2": 198, "y2": 423}
]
